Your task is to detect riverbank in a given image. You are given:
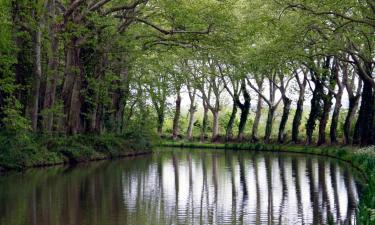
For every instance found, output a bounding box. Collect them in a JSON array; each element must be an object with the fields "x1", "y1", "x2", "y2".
[
  {"x1": 161, "y1": 140, "x2": 375, "y2": 224},
  {"x1": 0, "y1": 133, "x2": 153, "y2": 171}
]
